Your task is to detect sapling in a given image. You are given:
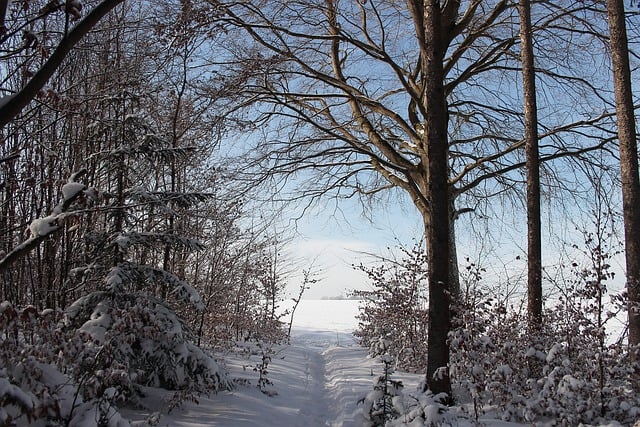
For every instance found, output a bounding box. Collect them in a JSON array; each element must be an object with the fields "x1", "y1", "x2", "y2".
[
  {"x1": 287, "y1": 268, "x2": 318, "y2": 344},
  {"x1": 359, "y1": 354, "x2": 403, "y2": 426},
  {"x1": 254, "y1": 342, "x2": 277, "y2": 396}
]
